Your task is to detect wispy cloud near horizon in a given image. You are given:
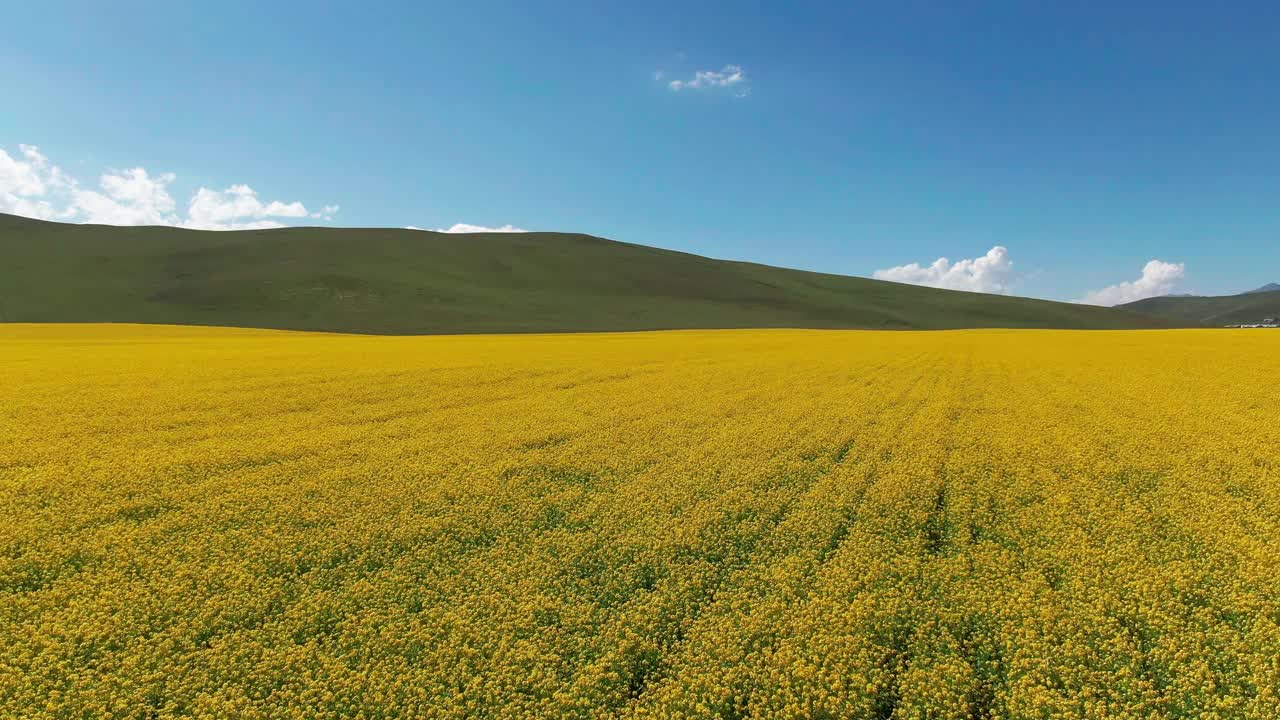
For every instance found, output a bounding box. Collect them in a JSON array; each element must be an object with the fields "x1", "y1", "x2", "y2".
[
  {"x1": 0, "y1": 144, "x2": 336, "y2": 231},
  {"x1": 406, "y1": 223, "x2": 527, "y2": 233}
]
